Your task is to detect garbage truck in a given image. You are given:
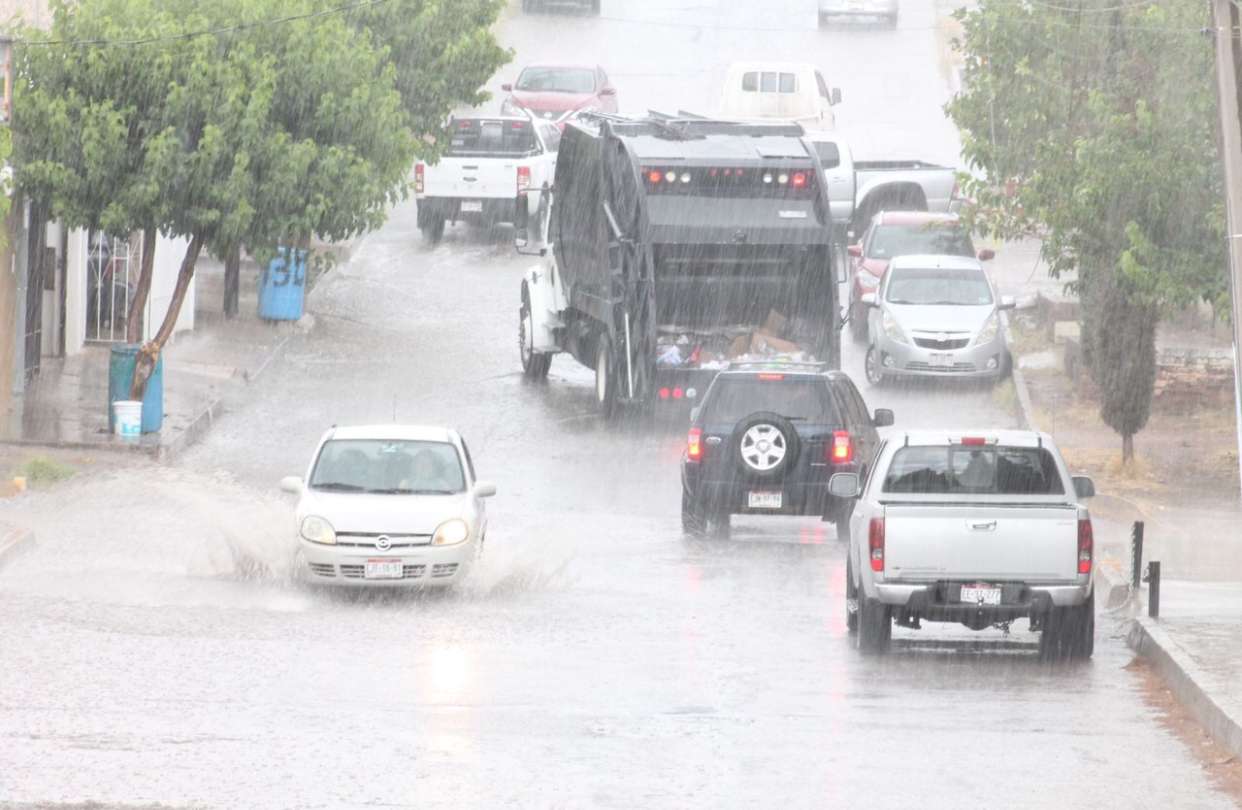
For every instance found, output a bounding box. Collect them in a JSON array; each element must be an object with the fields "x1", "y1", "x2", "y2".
[{"x1": 516, "y1": 113, "x2": 842, "y2": 417}]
